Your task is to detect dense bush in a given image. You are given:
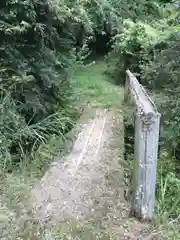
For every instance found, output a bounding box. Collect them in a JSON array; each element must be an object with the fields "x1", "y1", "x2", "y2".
[
  {"x1": 108, "y1": 20, "x2": 161, "y2": 82},
  {"x1": 0, "y1": 0, "x2": 78, "y2": 170},
  {"x1": 0, "y1": 0, "x2": 121, "y2": 171},
  {"x1": 1, "y1": 0, "x2": 180, "y2": 221},
  {"x1": 108, "y1": 0, "x2": 180, "y2": 220},
  {"x1": 145, "y1": 14, "x2": 180, "y2": 220},
  {"x1": 107, "y1": 1, "x2": 179, "y2": 82},
  {"x1": 142, "y1": 20, "x2": 180, "y2": 155},
  {"x1": 109, "y1": 0, "x2": 180, "y2": 154},
  {"x1": 156, "y1": 151, "x2": 180, "y2": 220}
]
